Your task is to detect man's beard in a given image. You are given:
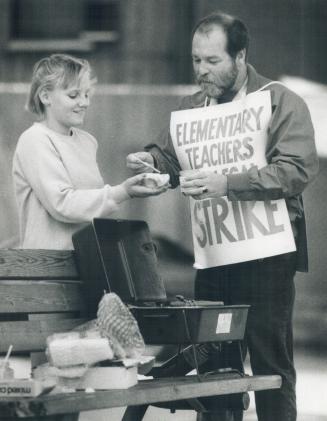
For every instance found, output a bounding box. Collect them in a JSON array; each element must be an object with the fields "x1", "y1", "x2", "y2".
[{"x1": 196, "y1": 61, "x2": 238, "y2": 100}]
